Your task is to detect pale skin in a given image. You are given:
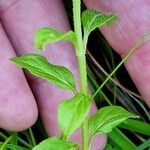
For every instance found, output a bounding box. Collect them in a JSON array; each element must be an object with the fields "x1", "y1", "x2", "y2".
[{"x1": 0, "y1": 0, "x2": 150, "y2": 149}]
